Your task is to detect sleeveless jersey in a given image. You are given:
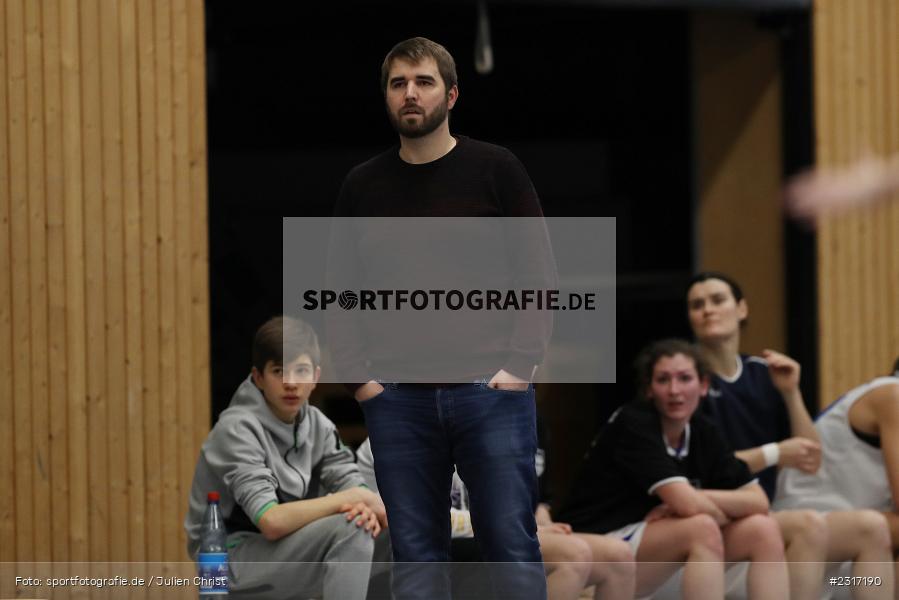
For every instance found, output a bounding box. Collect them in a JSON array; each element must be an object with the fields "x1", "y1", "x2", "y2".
[{"x1": 774, "y1": 376, "x2": 899, "y2": 512}]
